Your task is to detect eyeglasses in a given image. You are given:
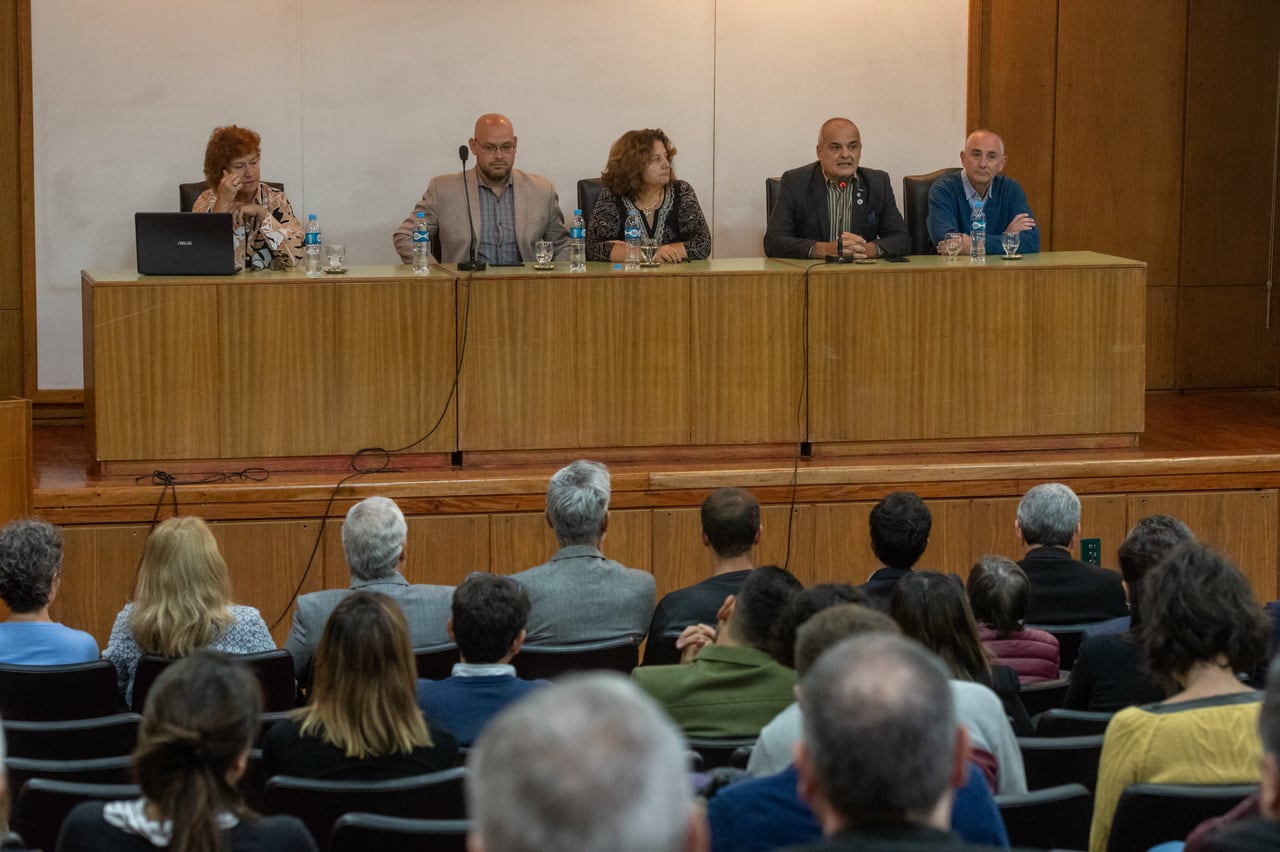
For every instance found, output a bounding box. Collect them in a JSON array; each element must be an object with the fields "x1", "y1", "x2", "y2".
[{"x1": 477, "y1": 143, "x2": 515, "y2": 154}]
